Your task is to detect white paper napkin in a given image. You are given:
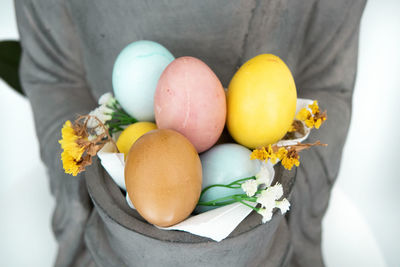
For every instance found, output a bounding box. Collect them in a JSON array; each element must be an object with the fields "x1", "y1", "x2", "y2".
[
  {"x1": 158, "y1": 202, "x2": 257, "y2": 242},
  {"x1": 98, "y1": 142, "x2": 126, "y2": 190}
]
